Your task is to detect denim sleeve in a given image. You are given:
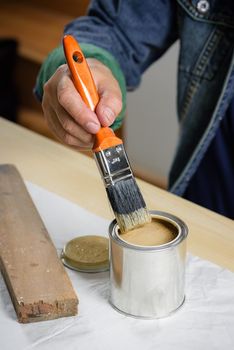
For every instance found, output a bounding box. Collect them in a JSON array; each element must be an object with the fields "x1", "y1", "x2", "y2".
[{"x1": 65, "y1": 0, "x2": 178, "y2": 89}]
